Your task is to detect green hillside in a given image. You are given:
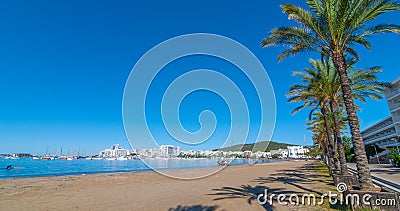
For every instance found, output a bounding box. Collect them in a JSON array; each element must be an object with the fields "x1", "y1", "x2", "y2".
[{"x1": 216, "y1": 141, "x2": 294, "y2": 152}]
